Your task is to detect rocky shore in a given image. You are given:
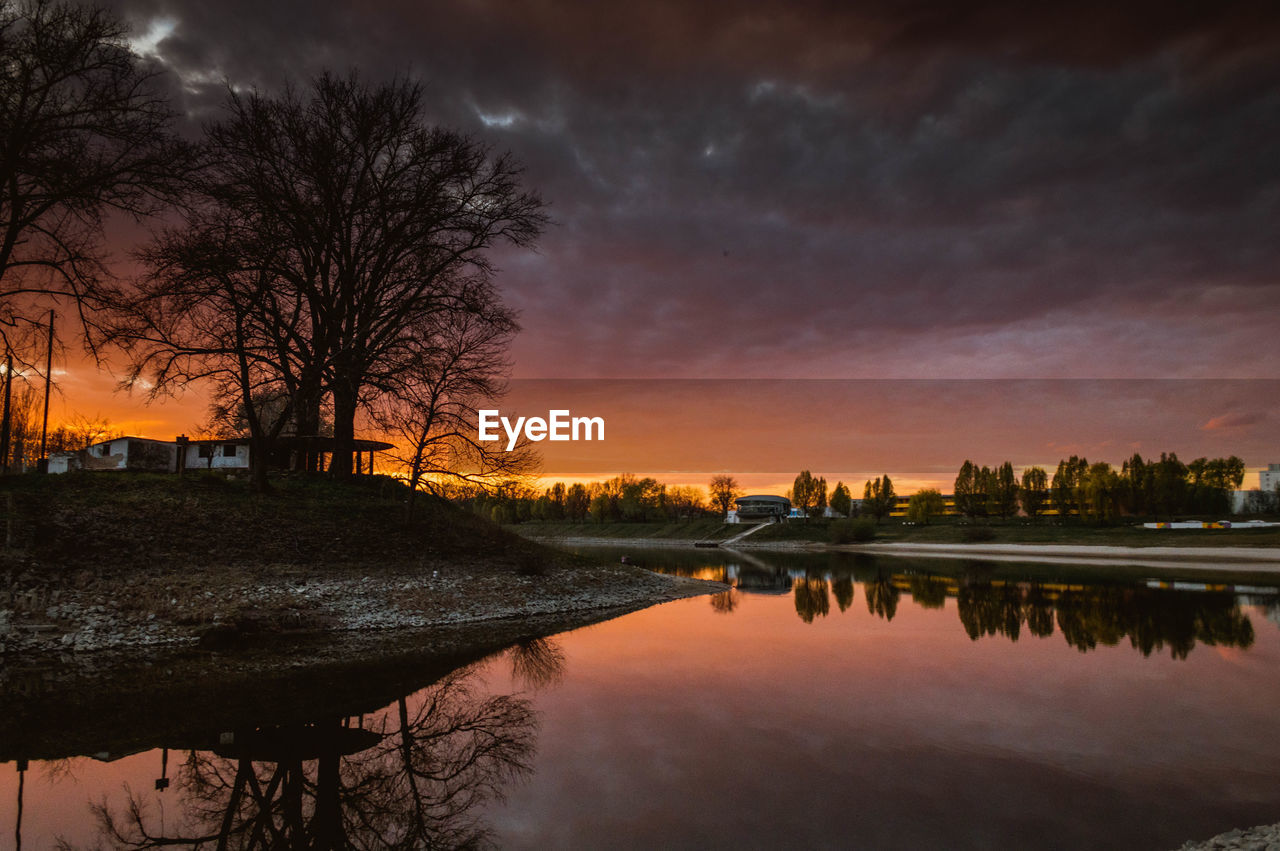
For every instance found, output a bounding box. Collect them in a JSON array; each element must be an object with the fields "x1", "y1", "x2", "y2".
[
  {"x1": 1177, "y1": 823, "x2": 1280, "y2": 850},
  {"x1": 0, "y1": 474, "x2": 728, "y2": 659},
  {"x1": 0, "y1": 562, "x2": 723, "y2": 656}
]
